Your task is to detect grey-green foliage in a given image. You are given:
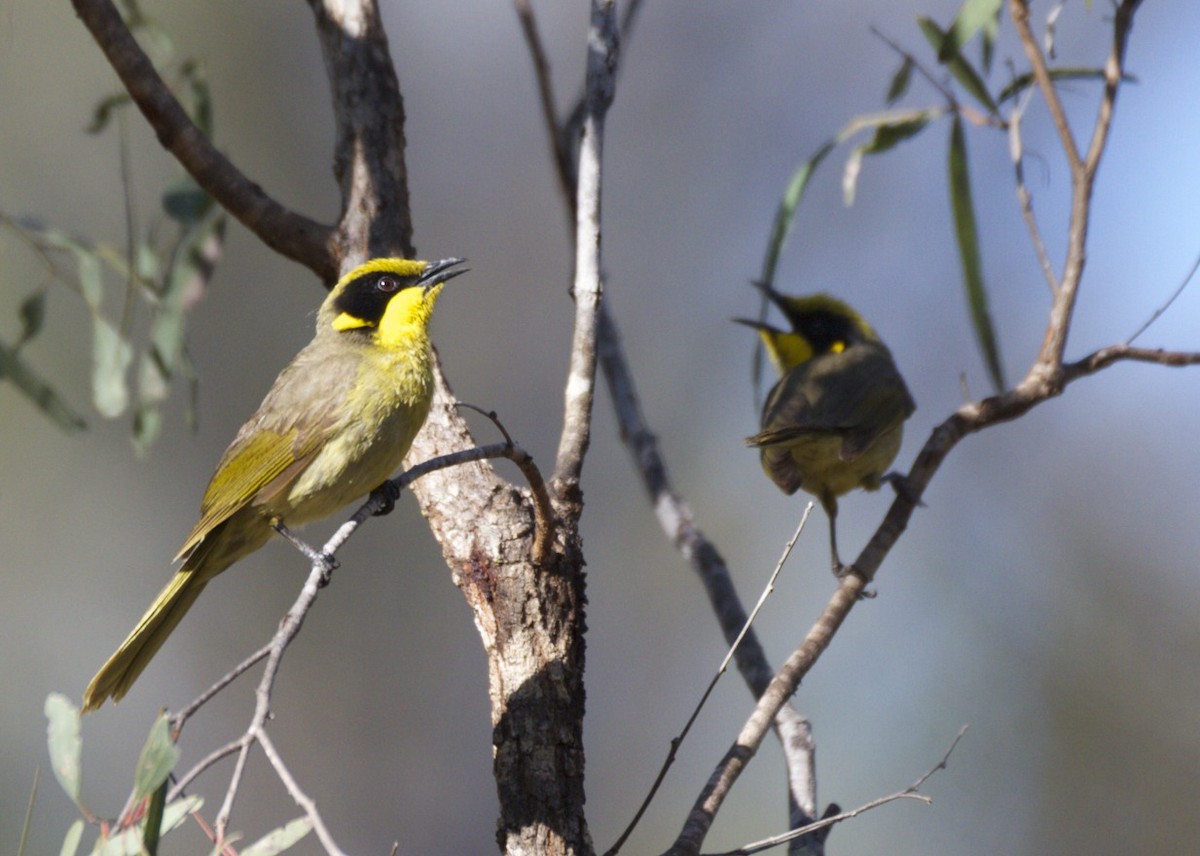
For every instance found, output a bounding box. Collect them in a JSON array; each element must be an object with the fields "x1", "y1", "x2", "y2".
[
  {"x1": 1, "y1": 0, "x2": 224, "y2": 452},
  {"x1": 44, "y1": 694, "x2": 313, "y2": 855}
]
